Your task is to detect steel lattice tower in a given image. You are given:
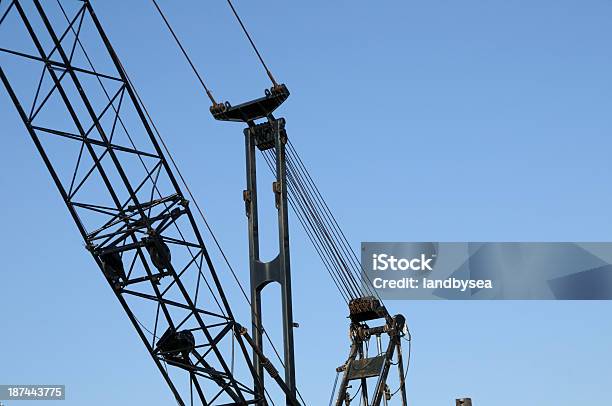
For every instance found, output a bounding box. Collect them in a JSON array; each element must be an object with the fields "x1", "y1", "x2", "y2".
[{"x1": 0, "y1": 1, "x2": 285, "y2": 404}]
